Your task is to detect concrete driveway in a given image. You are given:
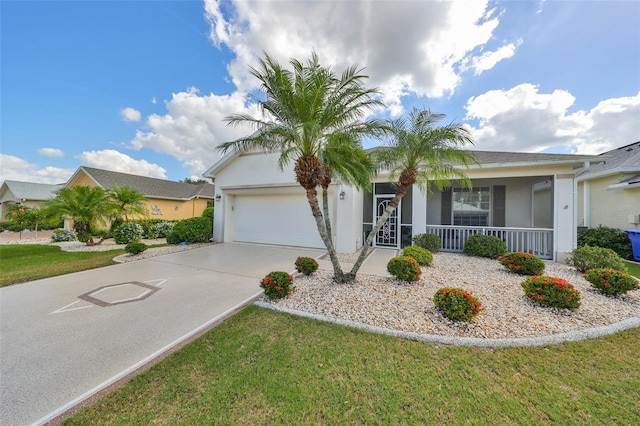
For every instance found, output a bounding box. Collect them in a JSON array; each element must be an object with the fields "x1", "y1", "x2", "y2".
[{"x1": 0, "y1": 243, "x2": 325, "y2": 425}]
